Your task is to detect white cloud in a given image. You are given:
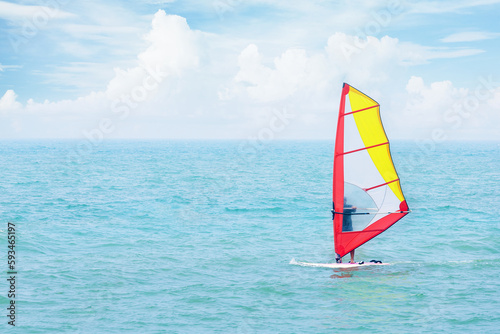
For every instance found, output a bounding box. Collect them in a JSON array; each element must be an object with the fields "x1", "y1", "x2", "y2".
[
  {"x1": 409, "y1": 0, "x2": 500, "y2": 14},
  {"x1": 106, "y1": 11, "x2": 200, "y2": 101},
  {"x1": 235, "y1": 44, "x2": 269, "y2": 87},
  {"x1": 487, "y1": 87, "x2": 500, "y2": 109},
  {"x1": 441, "y1": 31, "x2": 500, "y2": 43},
  {"x1": 139, "y1": 12, "x2": 199, "y2": 75},
  {"x1": 37, "y1": 62, "x2": 118, "y2": 98},
  {"x1": 58, "y1": 23, "x2": 145, "y2": 47},
  {"x1": 325, "y1": 33, "x2": 417, "y2": 82},
  {"x1": 402, "y1": 76, "x2": 500, "y2": 140},
  {"x1": 326, "y1": 33, "x2": 484, "y2": 66},
  {"x1": 424, "y1": 48, "x2": 484, "y2": 59},
  {"x1": 0, "y1": 63, "x2": 22, "y2": 72},
  {"x1": 0, "y1": 10, "x2": 201, "y2": 138},
  {"x1": 0, "y1": 90, "x2": 22, "y2": 111},
  {"x1": 223, "y1": 33, "x2": 499, "y2": 140},
  {"x1": 141, "y1": 0, "x2": 176, "y2": 3},
  {"x1": 404, "y1": 76, "x2": 467, "y2": 122},
  {"x1": 230, "y1": 33, "x2": 483, "y2": 104},
  {"x1": 0, "y1": 0, "x2": 75, "y2": 21},
  {"x1": 1, "y1": 9, "x2": 498, "y2": 140},
  {"x1": 234, "y1": 44, "x2": 321, "y2": 102}
]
